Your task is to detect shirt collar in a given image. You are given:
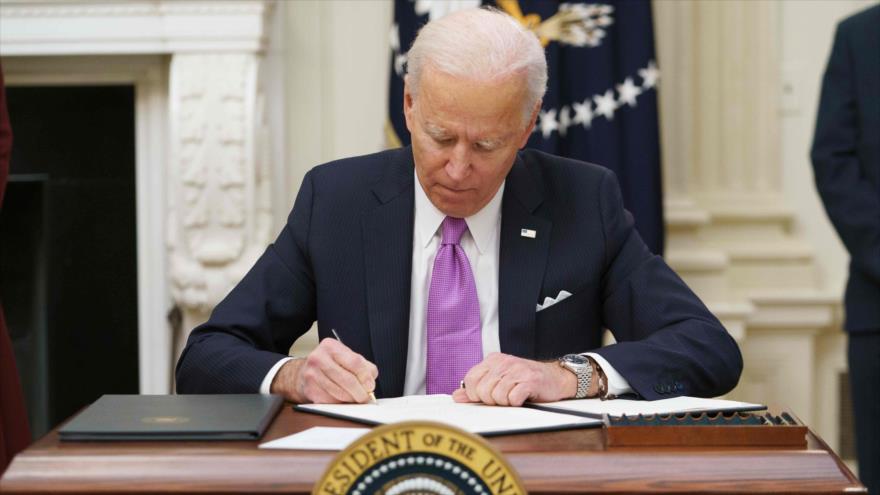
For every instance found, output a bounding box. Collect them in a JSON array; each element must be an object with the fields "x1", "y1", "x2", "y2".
[{"x1": 414, "y1": 170, "x2": 504, "y2": 255}]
